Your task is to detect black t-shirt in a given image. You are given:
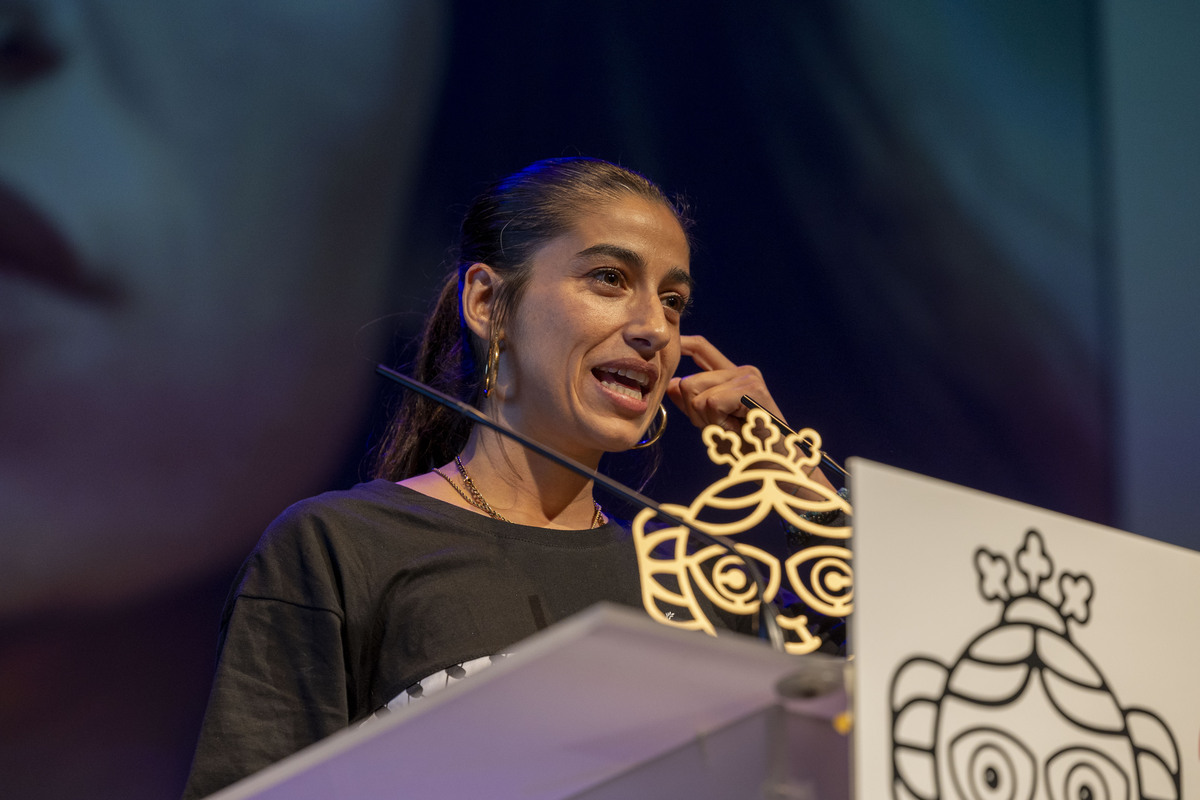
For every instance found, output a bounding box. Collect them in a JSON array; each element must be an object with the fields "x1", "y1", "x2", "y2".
[{"x1": 182, "y1": 481, "x2": 646, "y2": 799}]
